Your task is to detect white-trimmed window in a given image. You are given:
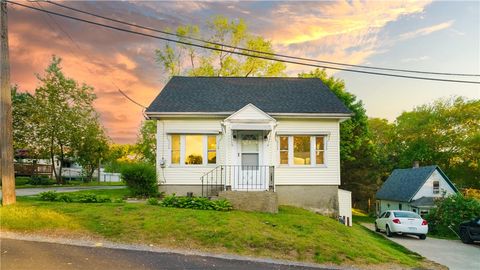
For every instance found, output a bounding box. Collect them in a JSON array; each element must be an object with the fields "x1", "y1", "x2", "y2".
[
  {"x1": 171, "y1": 135, "x2": 180, "y2": 164},
  {"x1": 170, "y1": 135, "x2": 217, "y2": 166},
  {"x1": 279, "y1": 136, "x2": 289, "y2": 165},
  {"x1": 207, "y1": 135, "x2": 217, "y2": 164},
  {"x1": 279, "y1": 135, "x2": 326, "y2": 166}
]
